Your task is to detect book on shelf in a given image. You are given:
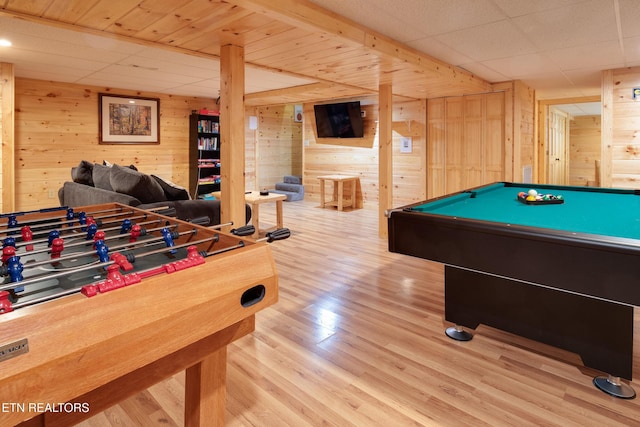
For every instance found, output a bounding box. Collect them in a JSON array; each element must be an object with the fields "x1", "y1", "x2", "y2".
[
  {"x1": 197, "y1": 136, "x2": 219, "y2": 150},
  {"x1": 197, "y1": 120, "x2": 220, "y2": 134},
  {"x1": 197, "y1": 159, "x2": 220, "y2": 167},
  {"x1": 199, "y1": 109, "x2": 219, "y2": 116},
  {"x1": 198, "y1": 175, "x2": 221, "y2": 184}
]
